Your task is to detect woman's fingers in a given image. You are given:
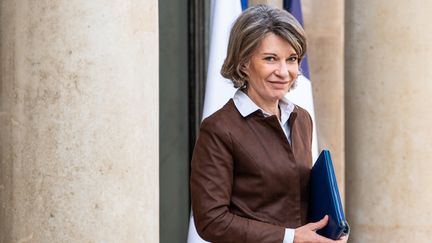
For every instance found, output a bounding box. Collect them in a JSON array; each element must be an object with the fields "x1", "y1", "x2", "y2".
[
  {"x1": 314, "y1": 233, "x2": 339, "y2": 243},
  {"x1": 337, "y1": 235, "x2": 349, "y2": 242},
  {"x1": 294, "y1": 216, "x2": 348, "y2": 243},
  {"x1": 308, "y1": 215, "x2": 329, "y2": 231}
]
